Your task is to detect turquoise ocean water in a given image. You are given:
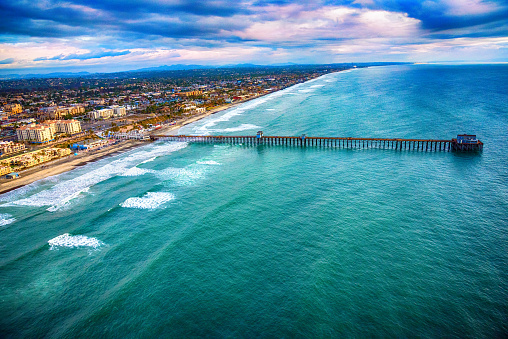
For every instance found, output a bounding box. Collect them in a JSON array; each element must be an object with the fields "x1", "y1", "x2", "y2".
[{"x1": 0, "y1": 65, "x2": 507, "y2": 337}]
